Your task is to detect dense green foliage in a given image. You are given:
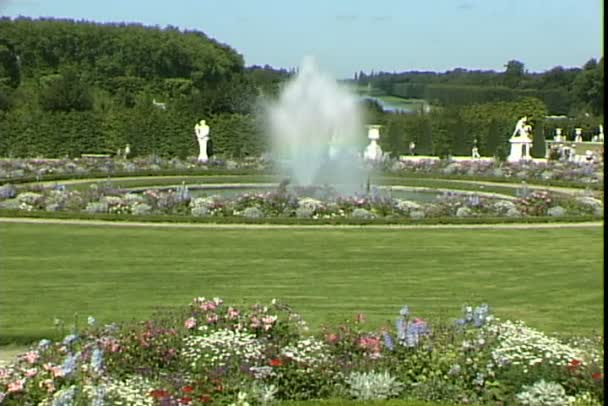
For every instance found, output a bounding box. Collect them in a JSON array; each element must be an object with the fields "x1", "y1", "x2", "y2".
[
  {"x1": 0, "y1": 18, "x2": 603, "y2": 160},
  {"x1": 355, "y1": 59, "x2": 604, "y2": 116},
  {"x1": 0, "y1": 17, "x2": 281, "y2": 158}
]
